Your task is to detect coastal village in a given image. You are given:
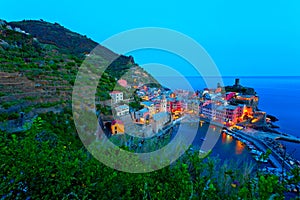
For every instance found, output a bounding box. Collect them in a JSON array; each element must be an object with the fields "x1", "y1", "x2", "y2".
[
  {"x1": 1, "y1": 19, "x2": 300, "y2": 198},
  {"x1": 107, "y1": 78, "x2": 269, "y2": 137},
  {"x1": 105, "y1": 78, "x2": 300, "y2": 189}
]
